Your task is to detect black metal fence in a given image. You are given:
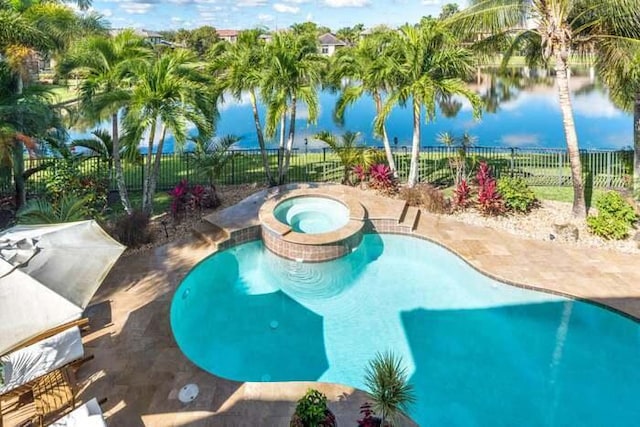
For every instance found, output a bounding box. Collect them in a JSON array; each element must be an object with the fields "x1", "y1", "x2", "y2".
[{"x1": 3, "y1": 146, "x2": 633, "y2": 197}]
